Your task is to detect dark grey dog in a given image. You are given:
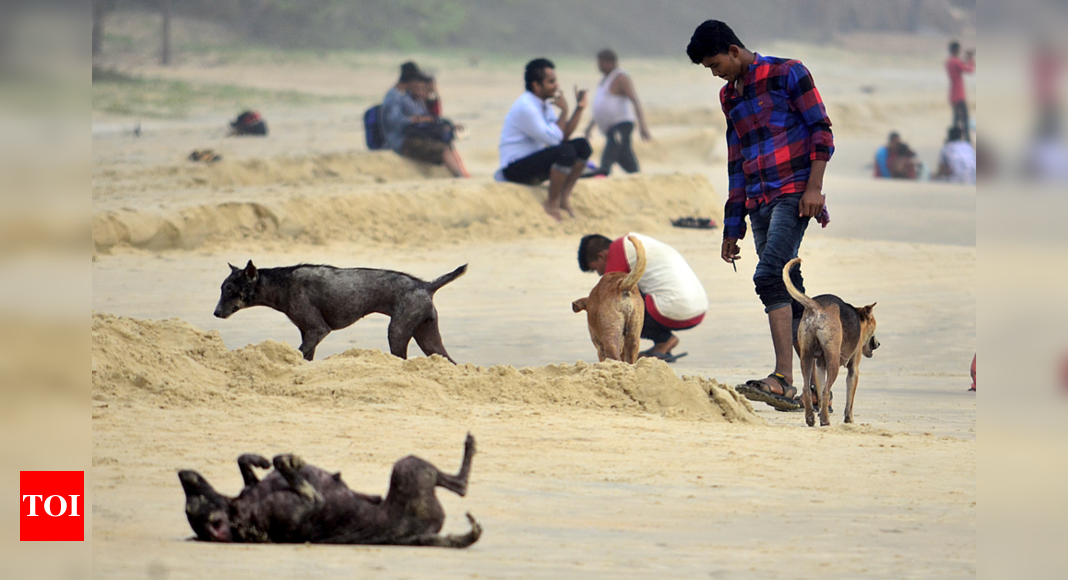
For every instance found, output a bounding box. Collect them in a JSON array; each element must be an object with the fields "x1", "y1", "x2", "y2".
[
  {"x1": 178, "y1": 434, "x2": 481, "y2": 548},
  {"x1": 214, "y1": 261, "x2": 466, "y2": 361}
]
